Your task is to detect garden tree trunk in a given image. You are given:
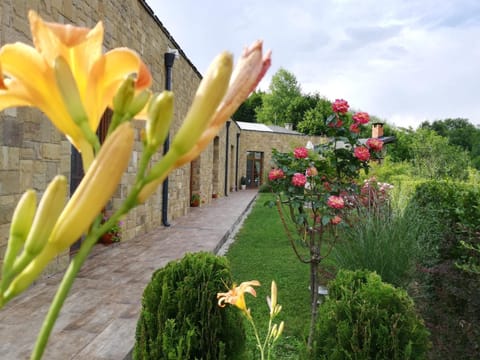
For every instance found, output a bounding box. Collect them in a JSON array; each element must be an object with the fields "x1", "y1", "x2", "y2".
[{"x1": 307, "y1": 244, "x2": 321, "y2": 351}]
